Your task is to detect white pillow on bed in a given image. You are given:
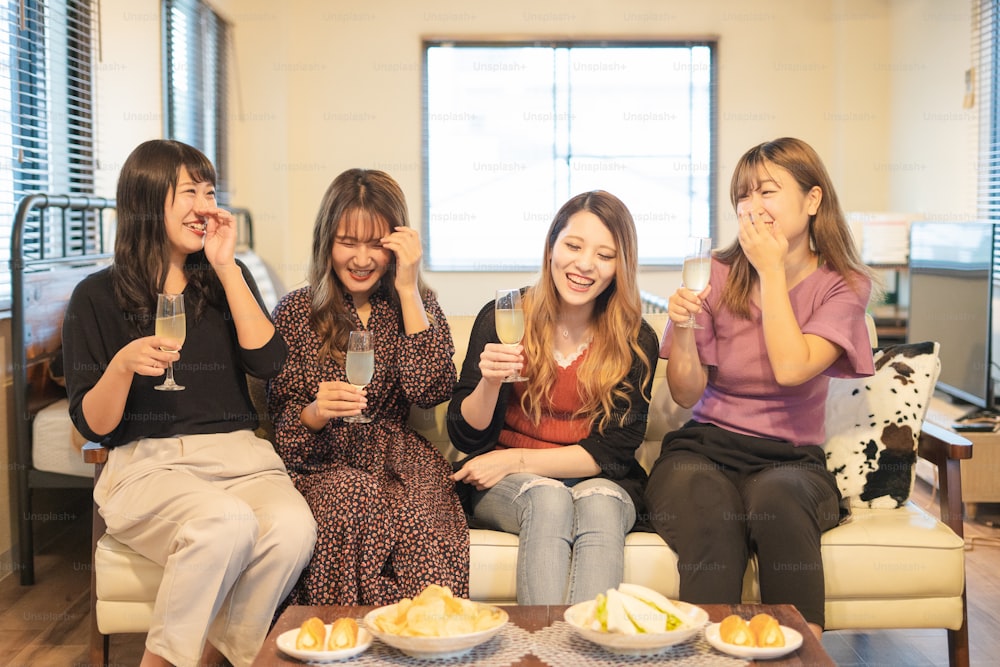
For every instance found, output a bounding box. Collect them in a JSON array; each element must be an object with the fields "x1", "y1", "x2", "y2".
[{"x1": 32, "y1": 398, "x2": 94, "y2": 478}]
